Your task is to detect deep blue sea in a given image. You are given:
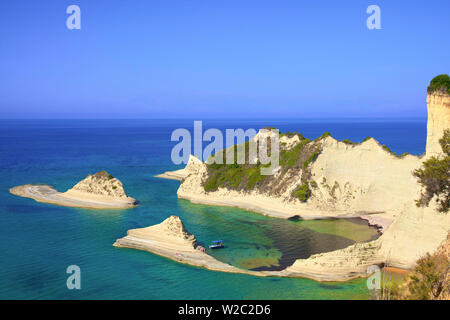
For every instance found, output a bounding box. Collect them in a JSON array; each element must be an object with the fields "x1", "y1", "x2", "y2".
[{"x1": 0, "y1": 118, "x2": 426, "y2": 300}]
